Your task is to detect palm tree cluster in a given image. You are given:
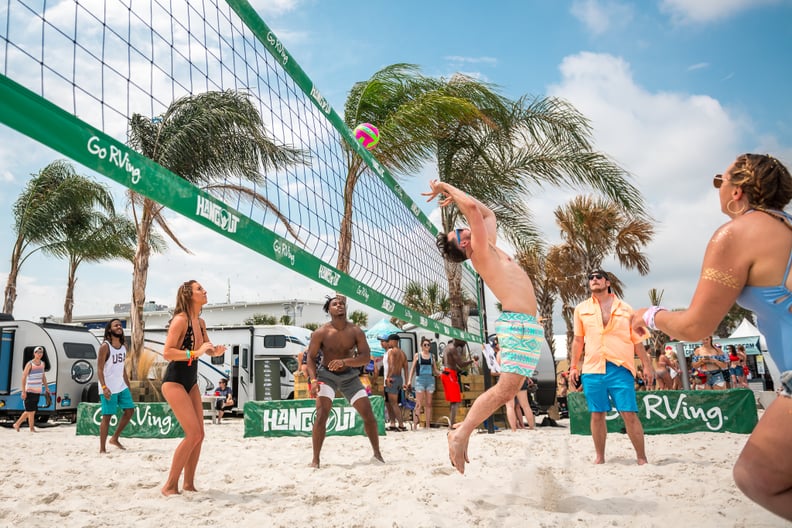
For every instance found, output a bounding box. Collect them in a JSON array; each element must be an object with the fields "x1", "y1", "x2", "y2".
[
  {"x1": 3, "y1": 160, "x2": 136, "y2": 322},
  {"x1": 338, "y1": 64, "x2": 649, "y2": 336},
  {"x1": 3, "y1": 65, "x2": 664, "y2": 377}
]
